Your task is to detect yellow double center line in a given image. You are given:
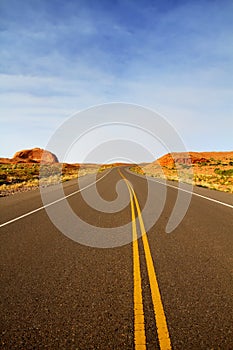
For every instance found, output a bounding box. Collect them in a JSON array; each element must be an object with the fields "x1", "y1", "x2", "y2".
[{"x1": 119, "y1": 170, "x2": 172, "y2": 350}]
